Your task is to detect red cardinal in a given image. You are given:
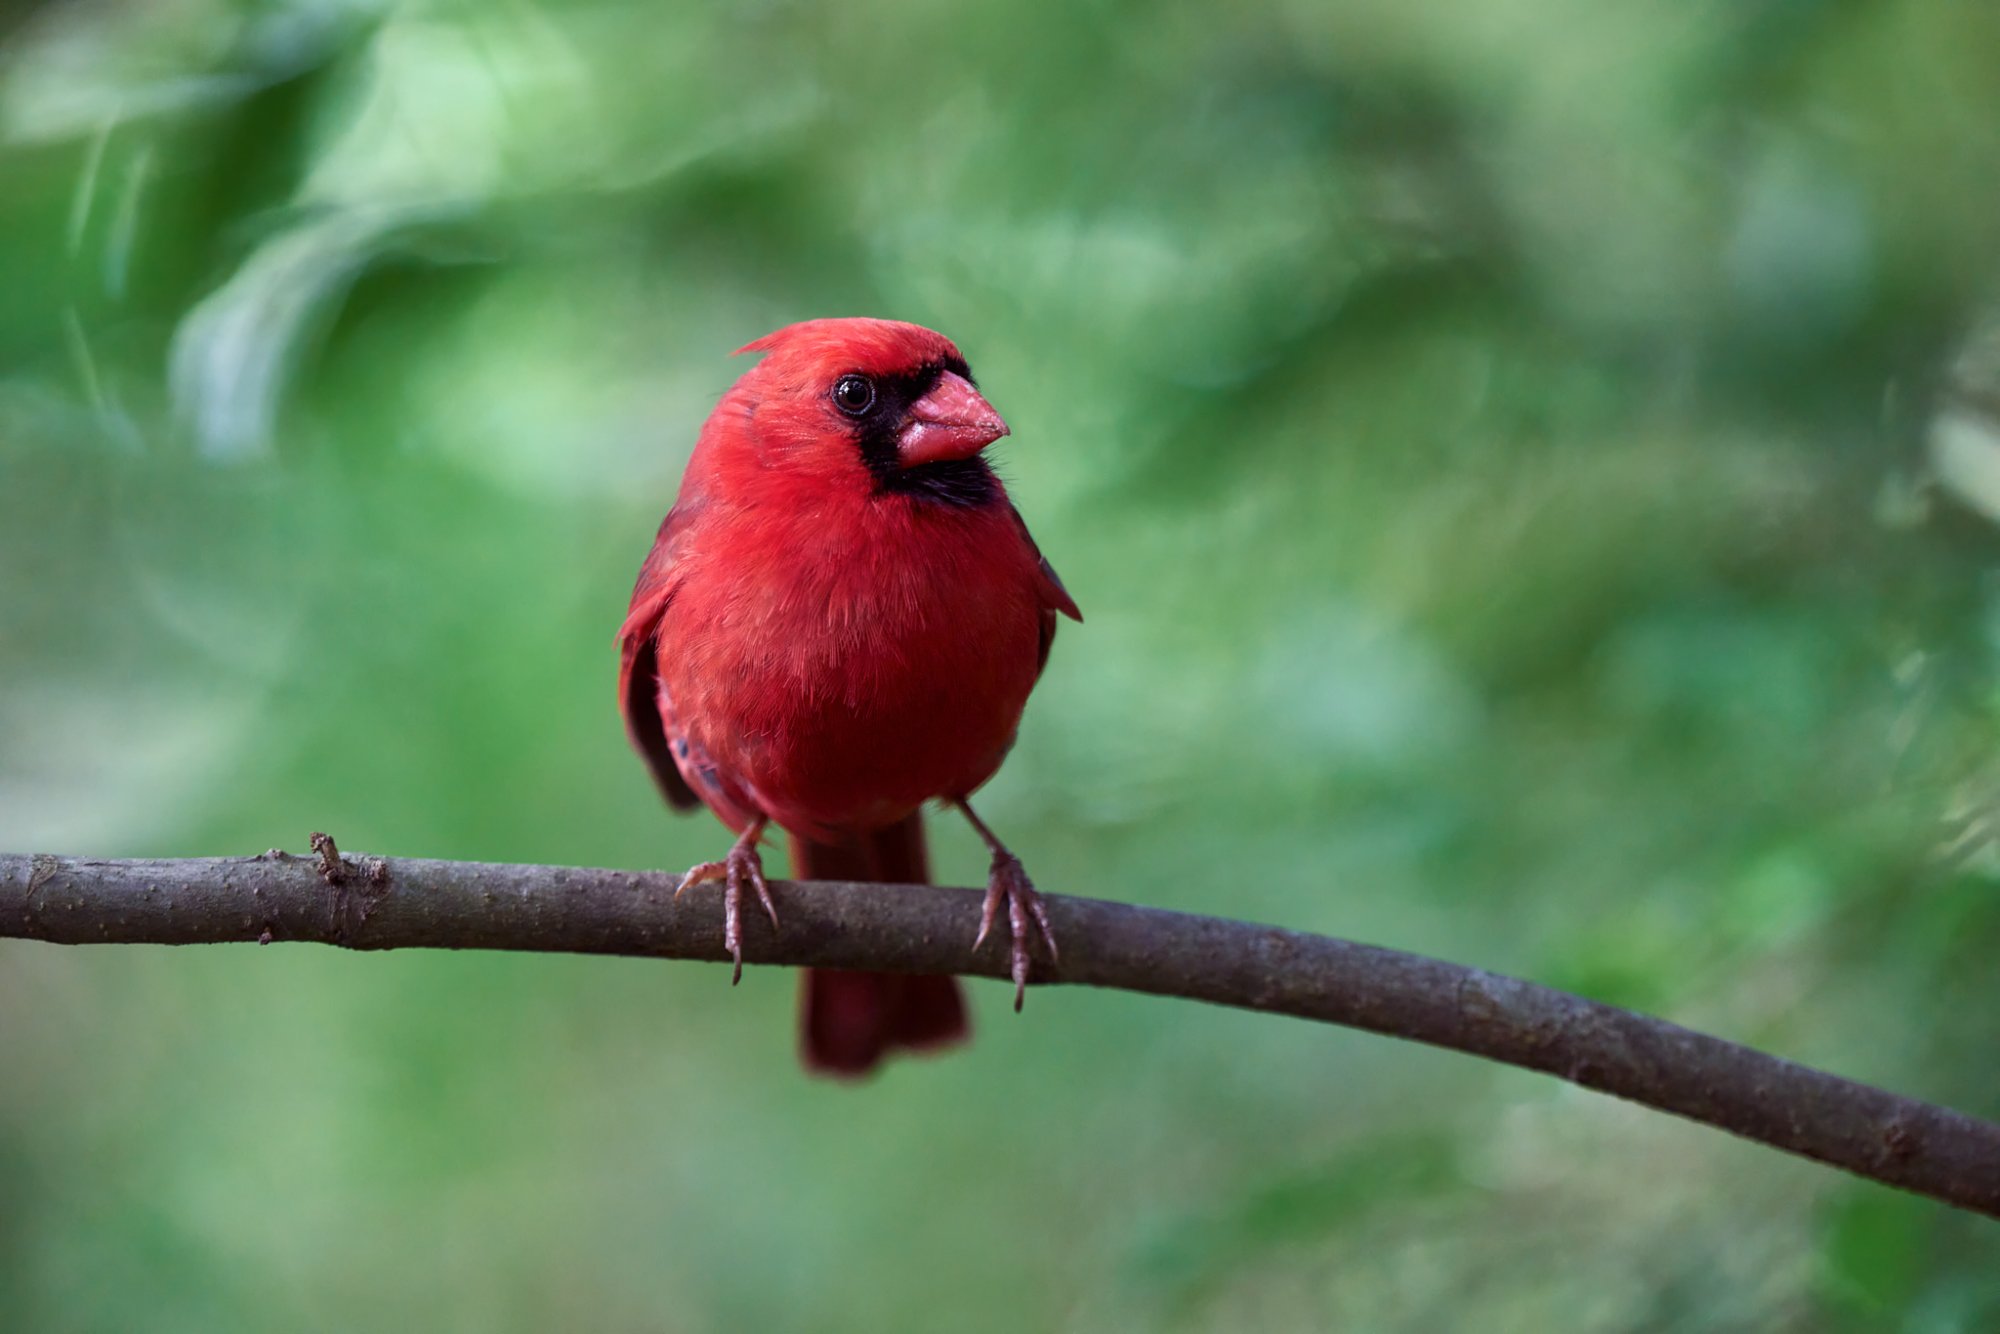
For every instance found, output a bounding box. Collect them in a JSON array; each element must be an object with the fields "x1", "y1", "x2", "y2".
[{"x1": 618, "y1": 318, "x2": 1080, "y2": 1076}]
